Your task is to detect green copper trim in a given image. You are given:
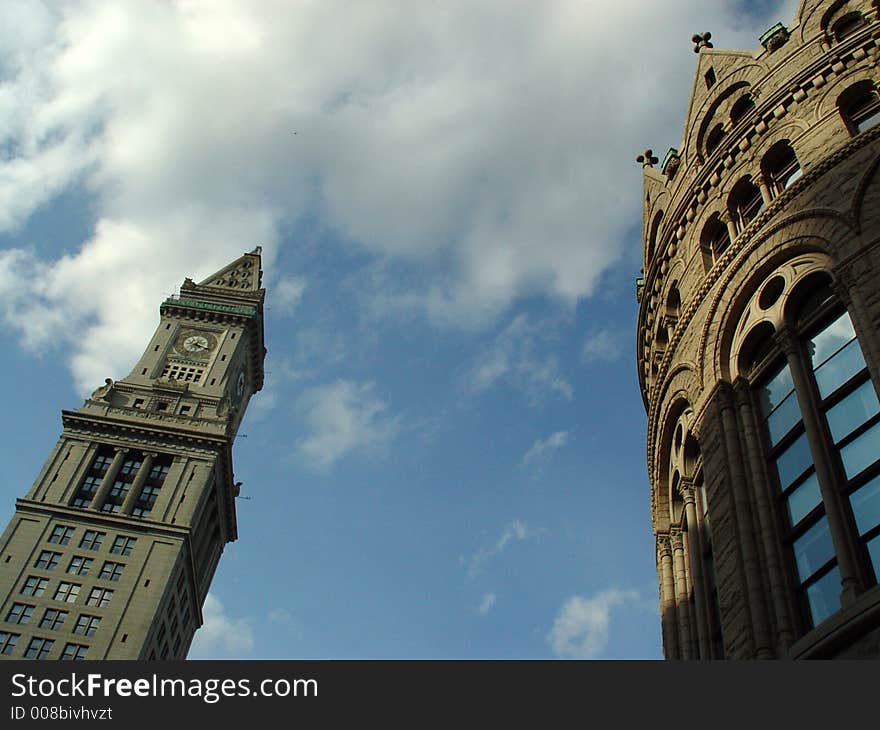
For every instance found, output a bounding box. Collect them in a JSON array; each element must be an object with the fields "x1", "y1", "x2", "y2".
[{"x1": 162, "y1": 298, "x2": 257, "y2": 317}]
